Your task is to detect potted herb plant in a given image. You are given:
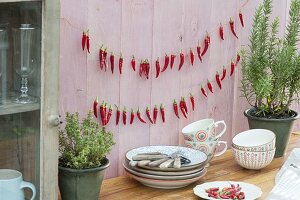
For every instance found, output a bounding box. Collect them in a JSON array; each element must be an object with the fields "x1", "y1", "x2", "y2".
[
  {"x1": 58, "y1": 111, "x2": 115, "y2": 200},
  {"x1": 240, "y1": 0, "x2": 300, "y2": 157}
]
